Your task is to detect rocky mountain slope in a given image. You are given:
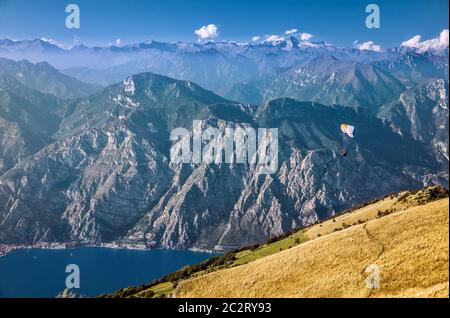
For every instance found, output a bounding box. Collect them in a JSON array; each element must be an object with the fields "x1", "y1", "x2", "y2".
[
  {"x1": 0, "y1": 73, "x2": 446, "y2": 249},
  {"x1": 0, "y1": 75, "x2": 64, "y2": 174},
  {"x1": 378, "y1": 79, "x2": 449, "y2": 166}
]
